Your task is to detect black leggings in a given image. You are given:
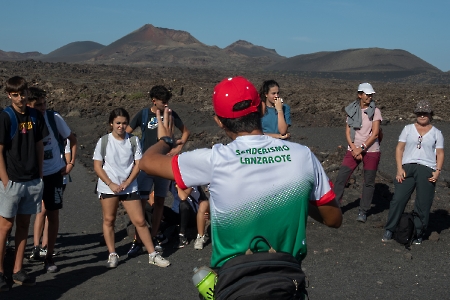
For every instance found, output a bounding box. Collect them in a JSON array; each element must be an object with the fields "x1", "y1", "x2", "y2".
[{"x1": 162, "y1": 201, "x2": 196, "y2": 234}]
